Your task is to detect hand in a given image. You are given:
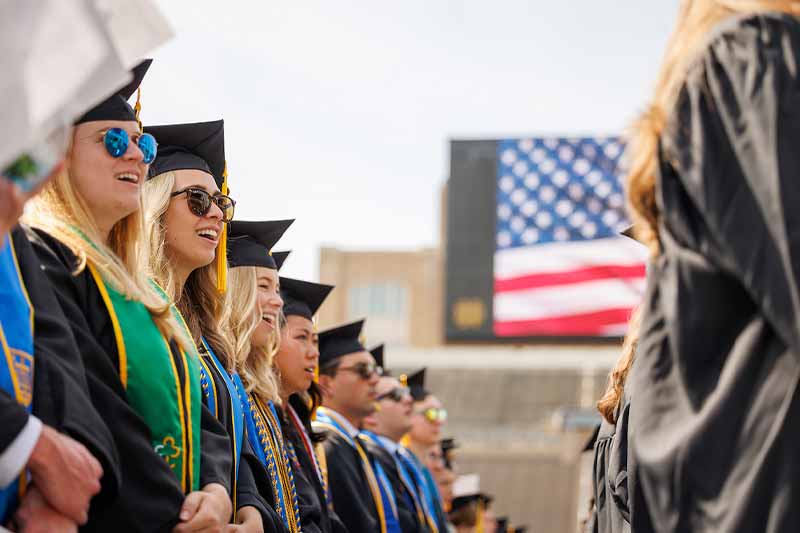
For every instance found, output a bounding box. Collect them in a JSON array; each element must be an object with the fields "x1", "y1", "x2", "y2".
[
  {"x1": 27, "y1": 425, "x2": 103, "y2": 524},
  {"x1": 13, "y1": 486, "x2": 78, "y2": 533},
  {"x1": 173, "y1": 483, "x2": 231, "y2": 532},
  {"x1": 226, "y1": 505, "x2": 262, "y2": 532}
]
